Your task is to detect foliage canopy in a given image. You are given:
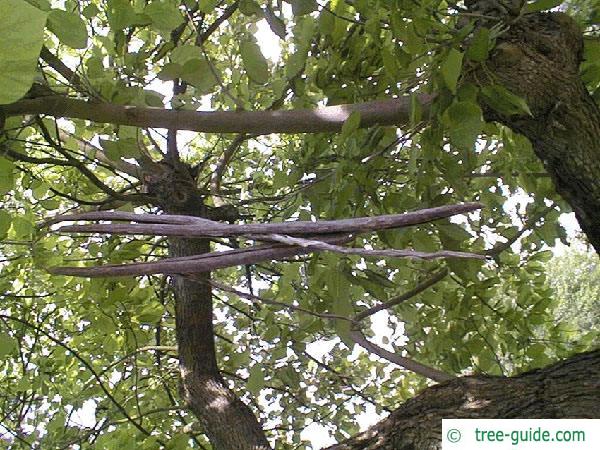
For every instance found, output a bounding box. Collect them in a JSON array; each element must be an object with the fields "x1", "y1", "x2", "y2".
[{"x1": 0, "y1": 0, "x2": 599, "y2": 448}]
